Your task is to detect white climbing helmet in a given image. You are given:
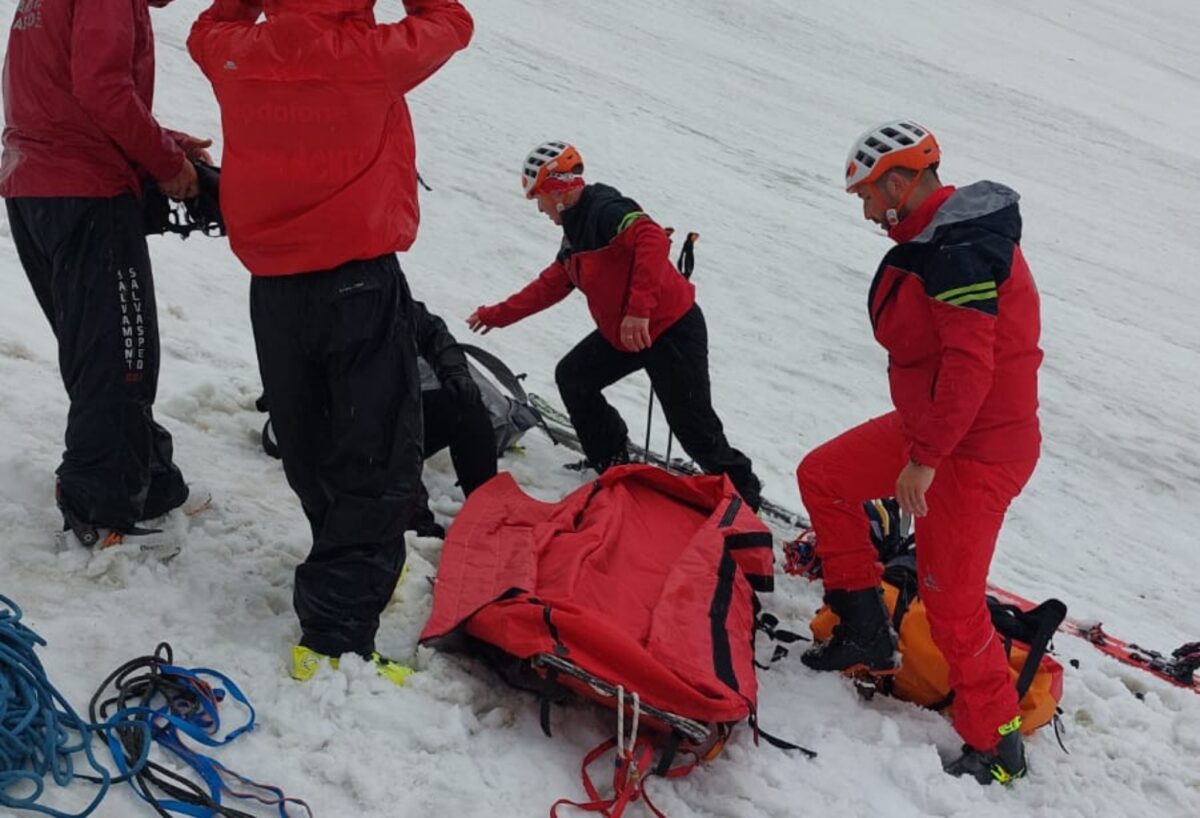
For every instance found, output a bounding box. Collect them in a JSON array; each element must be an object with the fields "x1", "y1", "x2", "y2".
[{"x1": 844, "y1": 120, "x2": 940, "y2": 192}]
